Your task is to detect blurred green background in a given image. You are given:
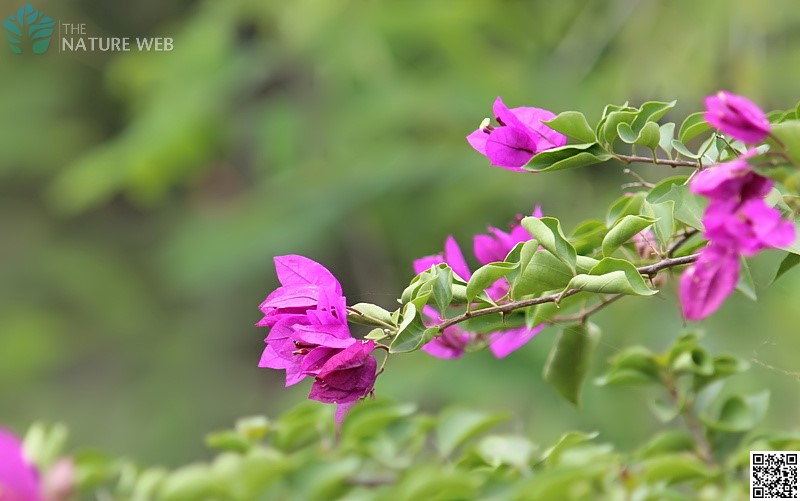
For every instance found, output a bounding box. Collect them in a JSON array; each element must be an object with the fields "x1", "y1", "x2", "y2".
[{"x1": 1, "y1": 0, "x2": 799, "y2": 467}]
